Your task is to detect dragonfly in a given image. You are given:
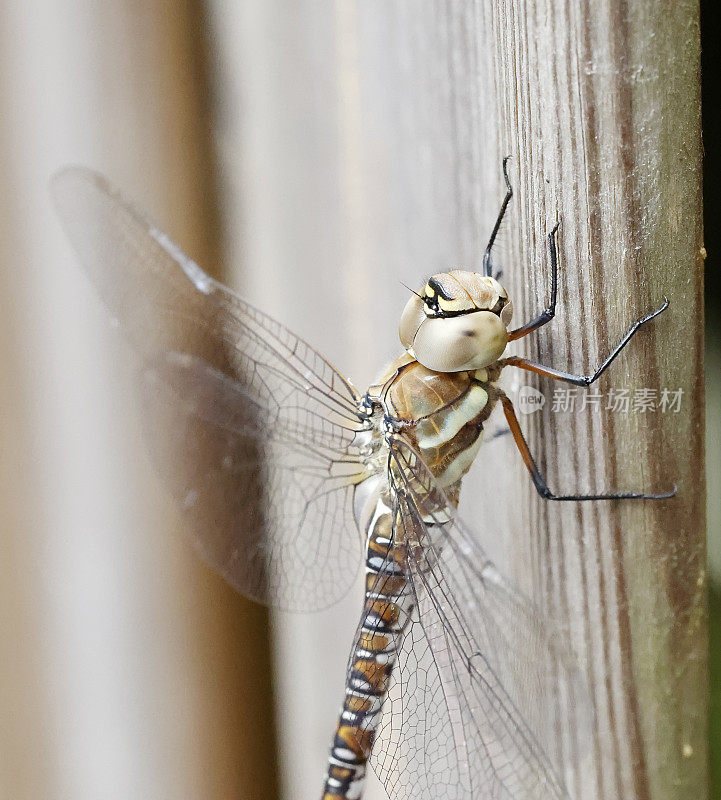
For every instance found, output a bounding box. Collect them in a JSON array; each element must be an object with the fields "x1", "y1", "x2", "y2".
[{"x1": 52, "y1": 160, "x2": 673, "y2": 800}]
